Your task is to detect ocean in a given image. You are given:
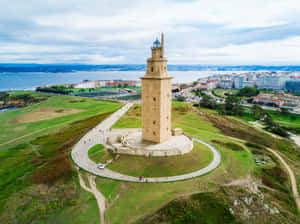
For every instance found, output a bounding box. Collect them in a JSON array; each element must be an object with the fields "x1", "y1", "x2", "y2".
[{"x1": 0, "y1": 70, "x2": 244, "y2": 92}]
